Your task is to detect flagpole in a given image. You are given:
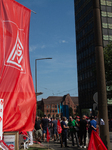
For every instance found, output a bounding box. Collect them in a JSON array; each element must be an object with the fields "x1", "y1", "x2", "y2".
[{"x1": 31, "y1": 10, "x2": 36, "y2": 14}]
